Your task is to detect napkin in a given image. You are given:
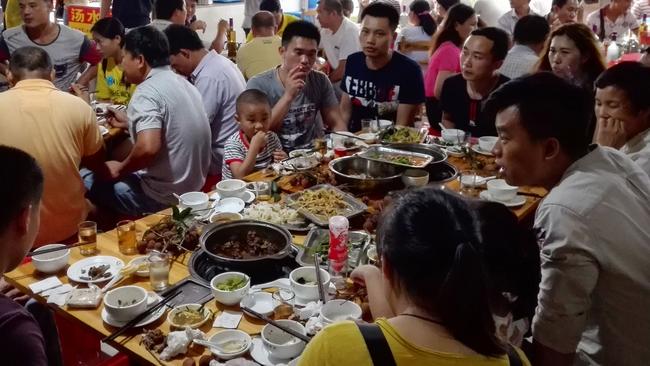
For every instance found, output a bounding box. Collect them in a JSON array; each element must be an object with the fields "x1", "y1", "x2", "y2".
[
  {"x1": 213, "y1": 310, "x2": 243, "y2": 329},
  {"x1": 43, "y1": 284, "x2": 74, "y2": 307},
  {"x1": 28, "y1": 276, "x2": 63, "y2": 294},
  {"x1": 295, "y1": 301, "x2": 322, "y2": 320}
]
